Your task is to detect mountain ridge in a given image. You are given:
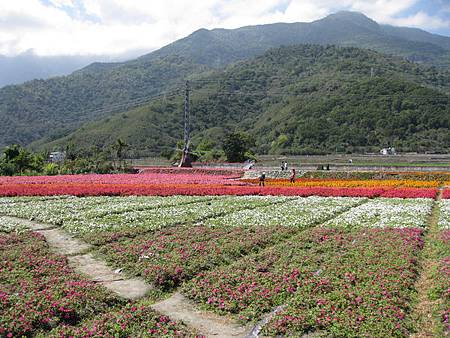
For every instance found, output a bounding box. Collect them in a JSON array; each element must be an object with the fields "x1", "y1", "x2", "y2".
[{"x1": 33, "y1": 45, "x2": 450, "y2": 156}]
